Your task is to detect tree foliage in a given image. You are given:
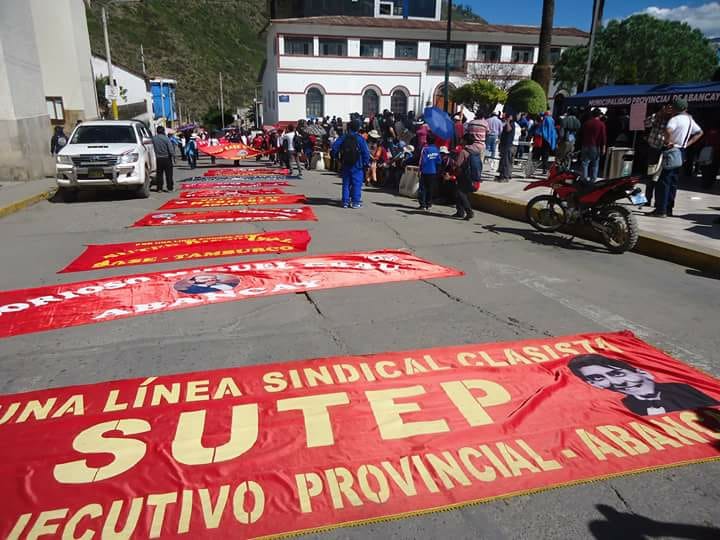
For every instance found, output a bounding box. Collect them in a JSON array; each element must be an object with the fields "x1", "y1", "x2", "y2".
[
  {"x1": 452, "y1": 80, "x2": 507, "y2": 114},
  {"x1": 554, "y1": 15, "x2": 719, "y2": 90},
  {"x1": 95, "y1": 76, "x2": 128, "y2": 119},
  {"x1": 441, "y1": 1, "x2": 487, "y2": 23},
  {"x1": 505, "y1": 80, "x2": 547, "y2": 115}
]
